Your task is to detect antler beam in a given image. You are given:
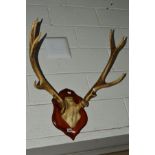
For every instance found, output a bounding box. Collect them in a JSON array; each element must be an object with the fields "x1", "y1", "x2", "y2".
[
  {"x1": 80, "y1": 30, "x2": 127, "y2": 107},
  {"x1": 29, "y1": 19, "x2": 64, "y2": 112}
]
